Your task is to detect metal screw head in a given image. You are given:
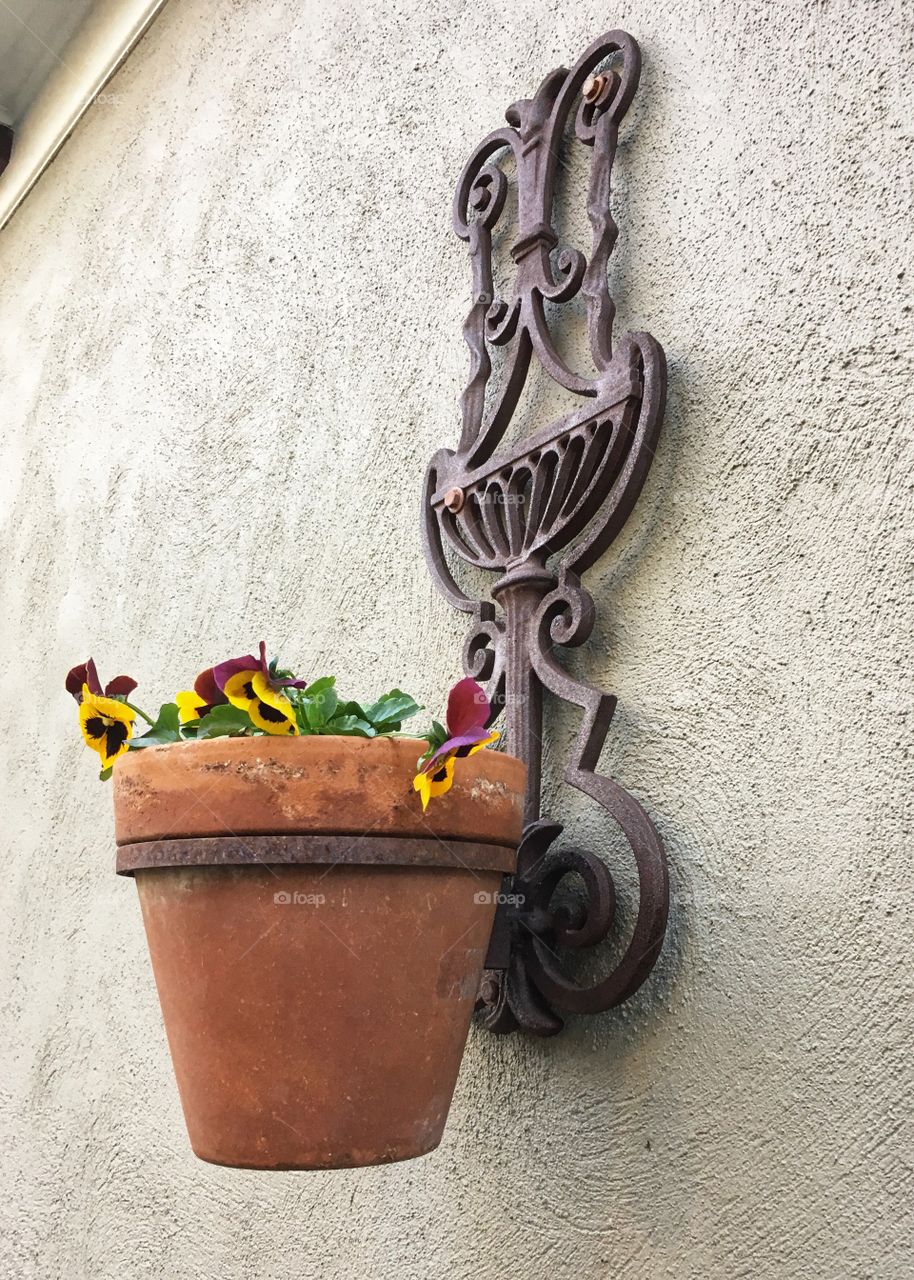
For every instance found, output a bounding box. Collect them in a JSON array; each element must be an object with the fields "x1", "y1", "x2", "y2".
[
  {"x1": 583, "y1": 73, "x2": 607, "y2": 104},
  {"x1": 443, "y1": 487, "x2": 465, "y2": 514},
  {"x1": 470, "y1": 178, "x2": 492, "y2": 212},
  {"x1": 479, "y1": 975, "x2": 500, "y2": 1006}
]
